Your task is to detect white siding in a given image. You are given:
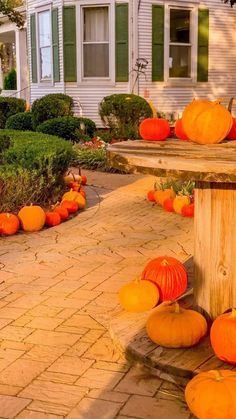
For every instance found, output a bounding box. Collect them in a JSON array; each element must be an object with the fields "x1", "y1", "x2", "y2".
[{"x1": 138, "y1": 0, "x2": 236, "y2": 116}]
